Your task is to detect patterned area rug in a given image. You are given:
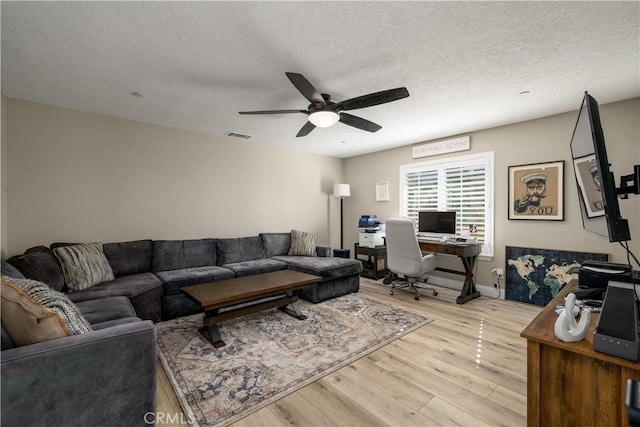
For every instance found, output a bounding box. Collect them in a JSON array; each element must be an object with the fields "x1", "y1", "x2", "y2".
[{"x1": 157, "y1": 293, "x2": 431, "y2": 427}]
